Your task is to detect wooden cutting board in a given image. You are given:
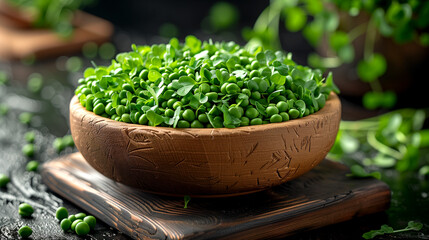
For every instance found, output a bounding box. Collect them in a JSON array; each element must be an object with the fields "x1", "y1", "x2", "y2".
[
  {"x1": 0, "y1": 9, "x2": 113, "y2": 60},
  {"x1": 41, "y1": 152, "x2": 390, "y2": 240}
]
